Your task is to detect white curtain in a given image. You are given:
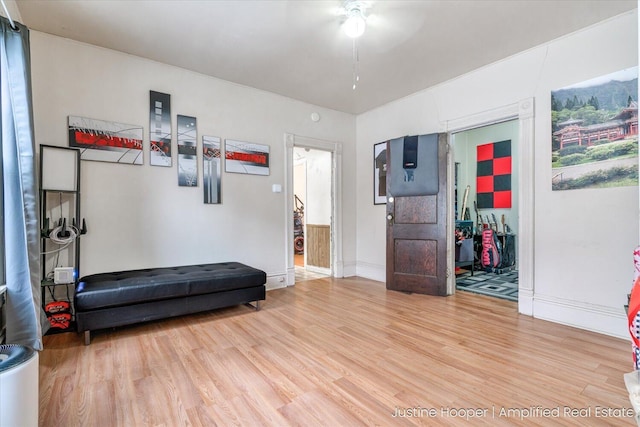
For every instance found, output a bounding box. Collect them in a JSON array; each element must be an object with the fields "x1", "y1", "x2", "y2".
[{"x1": 1, "y1": 16, "x2": 44, "y2": 350}]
